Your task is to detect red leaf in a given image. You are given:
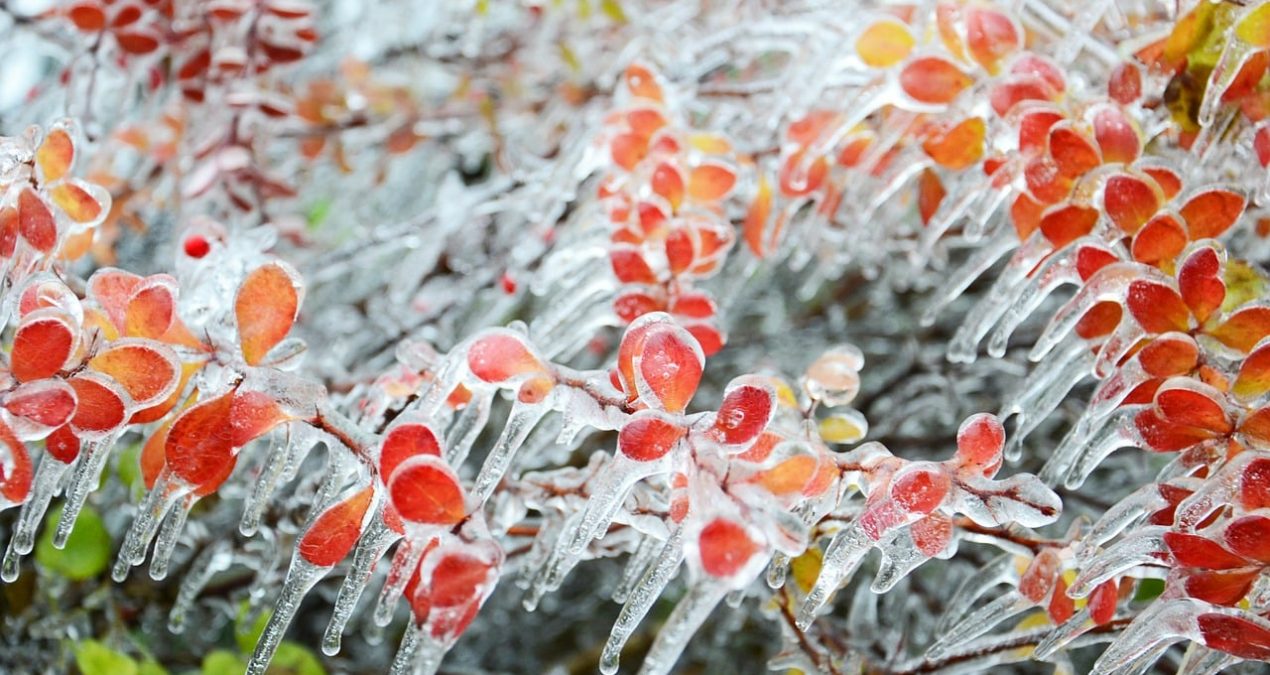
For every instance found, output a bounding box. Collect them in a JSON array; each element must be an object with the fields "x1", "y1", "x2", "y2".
[
  {"x1": 1126, "y1": 281, "x2": 1190, "y2": 333},
  {"x1": 619, "y1": 411, "x2": 687, "y2": 462},
  {"x1": 388, "y1": 456, "x2": 465, "y2": 525},
  {"x1": 299, "y1": 487, "x2": 374, "y2": 567},
  {"x1": 697, "y1": 518, "x2": 760, "y2": 578},
  {"x1": 165, "y1": 393, "x2": 236, "y2": 488},
  {"x1": 713, "y1": 379, "x2": 775, "y2": 446},
  {"x1": 466, "y1": 332, "x2": 546, "y2": 383},
  {"x1": 1177, "y1": 247, "x2": 1225, "y2": 323},
  {"x1": 1198, "y1": 613, "x2": 1270, "y2": 660},
  {"x1": 379, "y1": 423, "x2": 442, "y2": 484},
  {"x1": 10, "y1": 312, "x2": 74, "y2": 382},
  {"x1": 18, "y1": 188, "x2": 56, "y2": 253}
]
